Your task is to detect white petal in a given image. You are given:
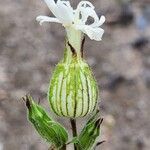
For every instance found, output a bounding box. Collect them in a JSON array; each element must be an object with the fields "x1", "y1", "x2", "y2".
[
  {"x1": 77, "y1": 1, "x2": 95, "y2": 10},
  {"x1": 80, "y1": 7, "x2": 99, "y2": 24},
  {"x1": 75, "y1": 25, "x2": 104, "y2": 41},
  {"x1": 75, "y1": 1, "x2": 95, "y2": 21},
  {"x1": 75, "y1": 0, "x2": 103, "y2": 29},
  {"x1": 99, "y1": 16, "x2": 106, "y2": 25},
  {"x1": 56, "y1": 0, "x2": 74, "y2": 24},
  {"x1": 90, "y1": 15, "x2": 106, "y2": 27},
  {"x1": 59, "y1": 0, "x2": 72, "y2": 8},
  {"x1": 44, "y1": 0, "x2": 56, "y2": 9},
  {"x1": 43, "y1": 0, "x2": 63, "y2": 23},
  {"x1": 36, "y1": 16, "x2": 61, "y2": 25},
  {"x1": 43, "y1": 0, "x2": 73, "y2": 25}
]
